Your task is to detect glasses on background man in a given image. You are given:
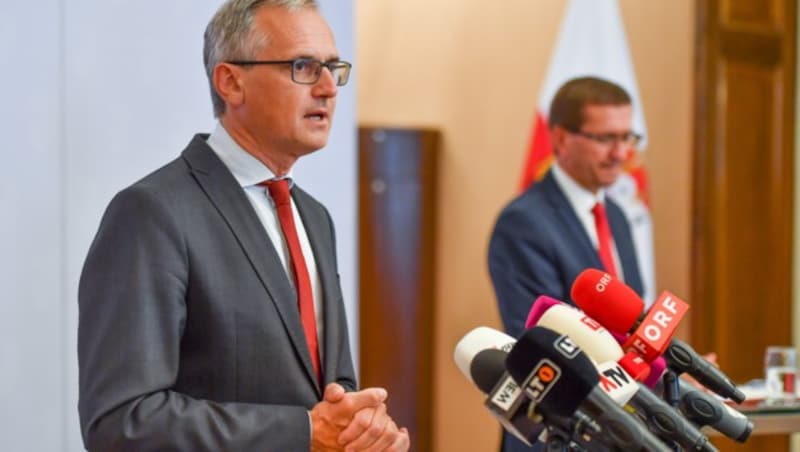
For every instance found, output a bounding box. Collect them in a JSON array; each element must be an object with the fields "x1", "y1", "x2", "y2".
[{"x1": 566, "y1": 128, "x2": 643, "y2": 150}]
